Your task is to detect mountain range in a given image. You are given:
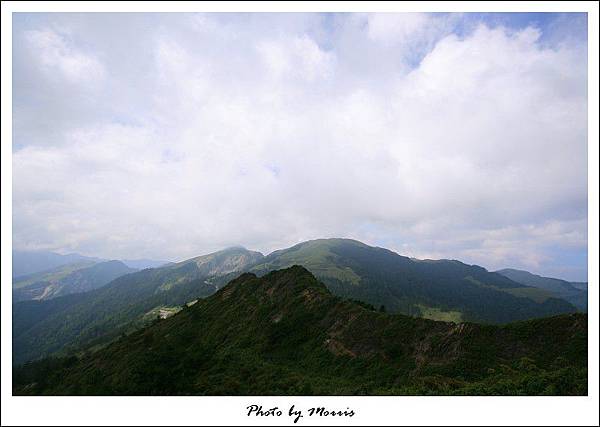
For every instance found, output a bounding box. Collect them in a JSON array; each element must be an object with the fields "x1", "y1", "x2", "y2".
[
  {"x1": 12, "y1": 260, "x2": 137, "y2": 302},
  {"x1": 12, "y1": 250, "x2": 101, "y2": 278},
  {"x1": 12, "y1": 239, "x2": 585, "y2": 366},
  {"x1": 250, "y1": 239, "x2": 578, "y2": 323},
  {"x1": 12, "y1": 250, "x2": 169, "y2": 278},
  {"x1": 13, "y1": 266, "x2": 587, "y2": 395},
  {"x1": 12, "y1": 251, "x2": 171, "y2": 304},
  {"x1": 496, "y1": 268, "x2": 587, "y2": 310},
  {"x1": 12, "y1": 247, "x2": 262, "y2": 364}
]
